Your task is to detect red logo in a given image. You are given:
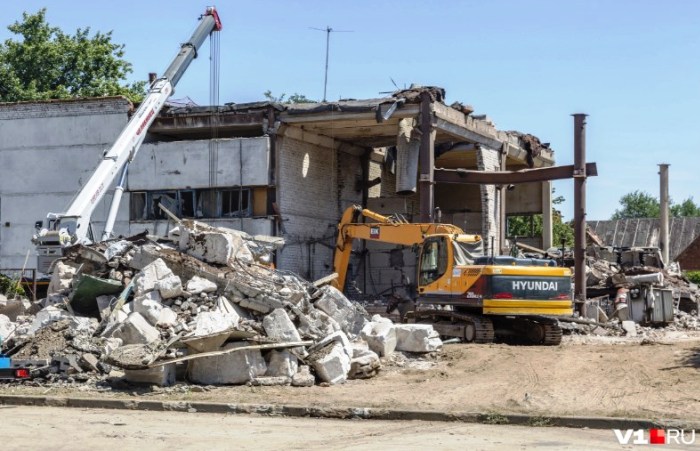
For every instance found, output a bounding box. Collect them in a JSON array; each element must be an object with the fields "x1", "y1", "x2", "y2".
[{"x1": 650, "y1": 429, "x2": 665, "y2": 445}]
